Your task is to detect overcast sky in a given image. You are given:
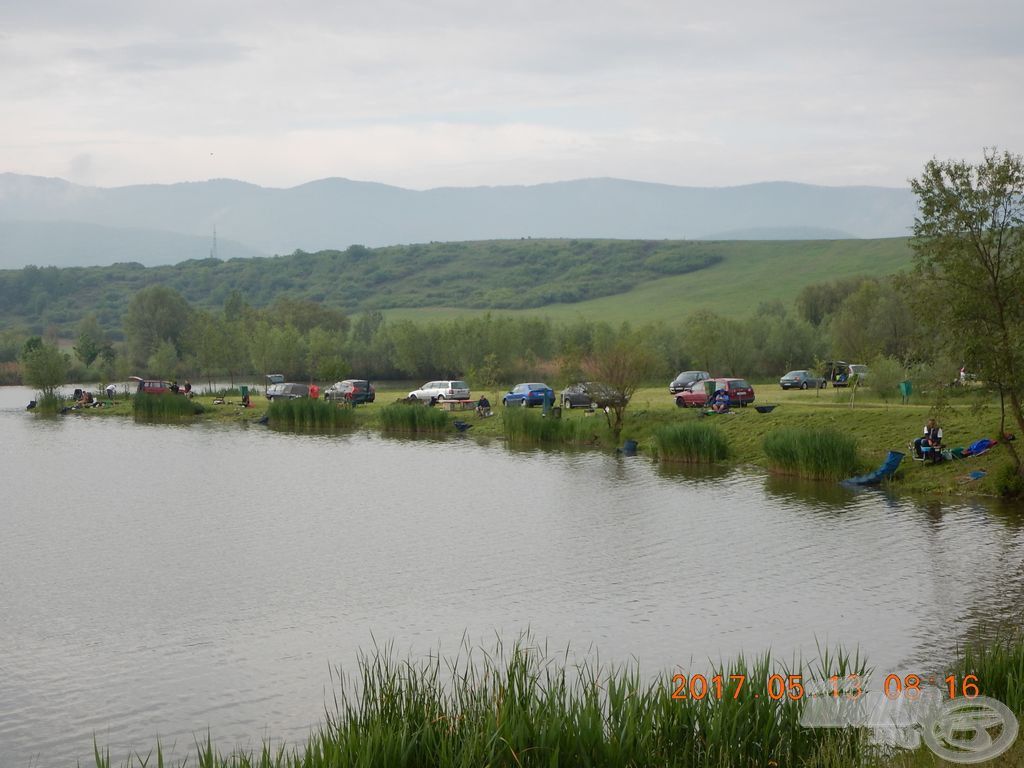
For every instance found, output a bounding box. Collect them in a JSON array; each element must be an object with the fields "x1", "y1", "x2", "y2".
[{"x1": 1, "y1": 1, "x2": 1021, "y2": 190}]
